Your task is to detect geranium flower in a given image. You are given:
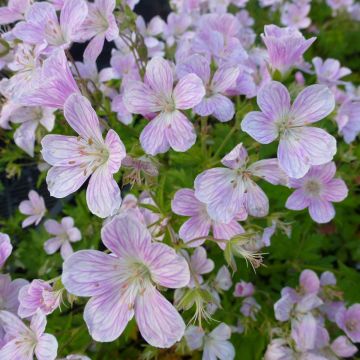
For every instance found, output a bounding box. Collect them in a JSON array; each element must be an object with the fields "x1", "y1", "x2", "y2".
[
  {"x1": 0, "y1": 233, "x2": 12, "y2": 268},
  {"x1": 41, "y1": 93, "x2": 126, "y2": 218},
  {"x1": 285, "y1": 162, "x2": 348, "y2": 223},
  {"x1": 176, "y1": 54, "x2": 240, "y2": 122},
  {"x1": 194, "y1": 143, "x2": 288, "y2": 223},
  {"x1": 336, "y1": 100, "x2": 360, "y2": 144},
  {"x1": 18, "y1": 280, "x2": 61, "y2": 318},
  {"x1": 336, "y1": 305, "x2": 360, "y2": 342},
  {"x1": 62, "y1": 214, "x2": 190, "y2": 347},
  {"x1": 13, "y1": 0, "x2": 88, "y2": 52},
  {"x1": 19, "y1": 190, "x2": 46, "y2": 228},
  {"x1": 261, "y1": 25, "x2": 316, "y2": 74},
  {"x1": 124, "y1": 56, "x2": 205, "y2": 155},
  {"x1": 171, "y1": 188, "x2": 246, "y2": 248},
  {"x1": 77, "y1": 0, "x2": 119, "y2": 61},
  {"x1": 241, "y1": 81, "x2": 336, "y2": 178},
  {"x1": 312, "y1": 57, "x2": 351, "y2": 86},
  {"x1": 44, "y1": 217, "x2": 82, "y2": 260},
  {"x1": 0, "y1": 310, "x2": 58, "y2": 360}
]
